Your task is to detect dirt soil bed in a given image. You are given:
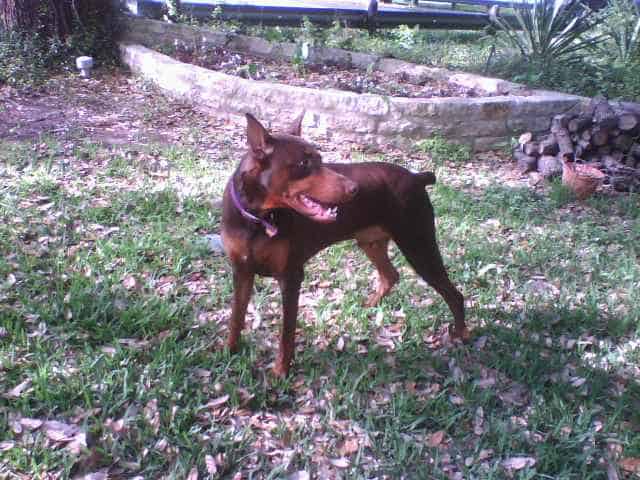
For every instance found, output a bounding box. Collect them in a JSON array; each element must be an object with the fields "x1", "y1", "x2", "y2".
[{"x1": 168, "y1": 44, "x2": 494, "y2": 99}]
